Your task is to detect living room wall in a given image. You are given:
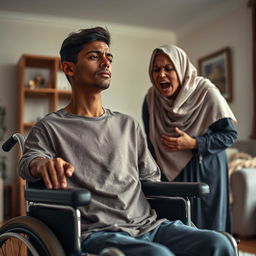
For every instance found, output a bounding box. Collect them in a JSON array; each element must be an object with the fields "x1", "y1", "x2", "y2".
[{"x1": 177, "y1": 3, "x2": 252, "y2": 141}]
